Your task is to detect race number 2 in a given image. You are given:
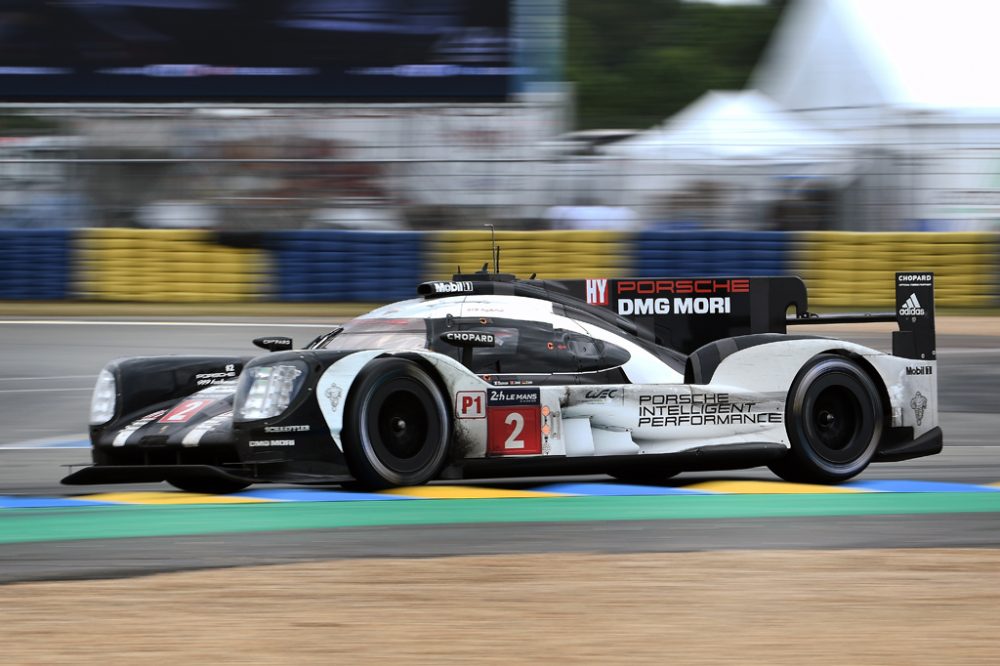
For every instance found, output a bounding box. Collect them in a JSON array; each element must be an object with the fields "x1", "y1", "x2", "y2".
[
  {"x1": 159, "y1": 399, "x2": 211, "y2": 424},
  {"x1": 486, "y1": 388, "x2": 541, "y2": 455}
]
